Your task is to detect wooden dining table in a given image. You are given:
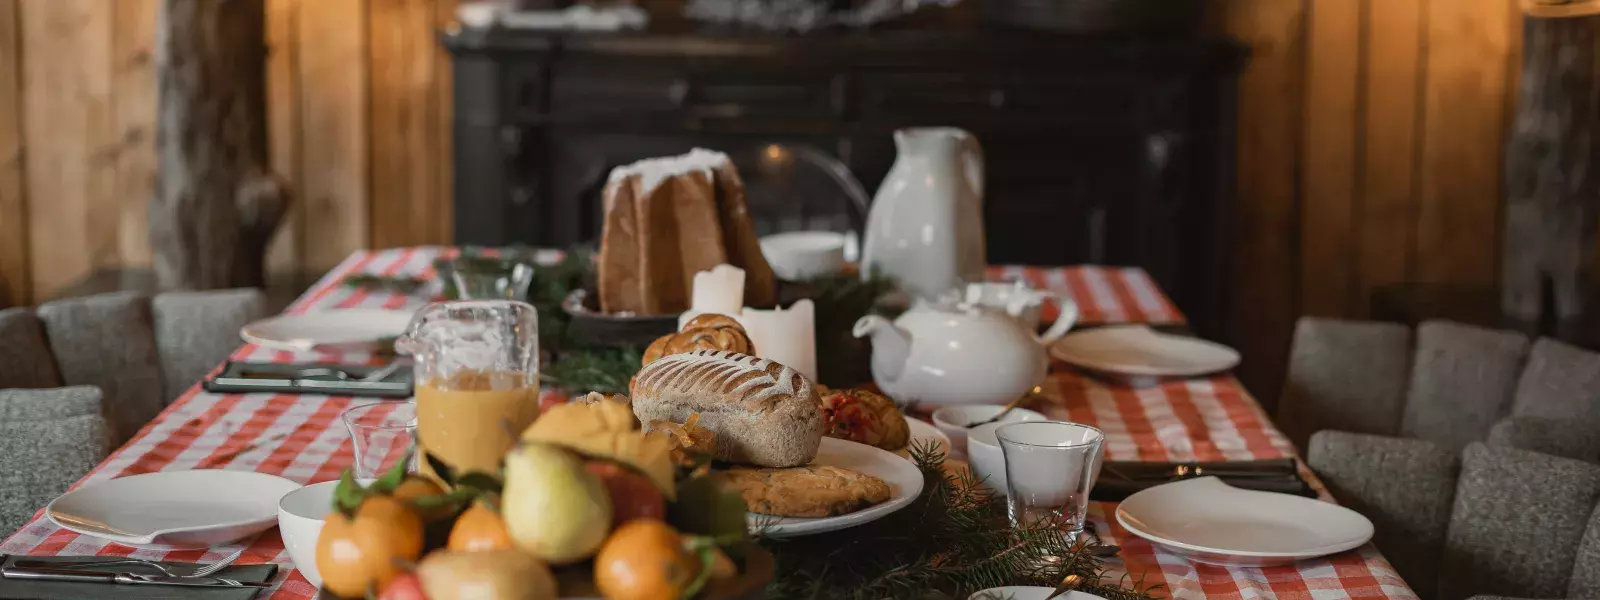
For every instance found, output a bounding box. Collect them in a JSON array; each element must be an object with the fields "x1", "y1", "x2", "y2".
[{"x1": 0, "y1": 246, "x2": 1419, "y2": 600}]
